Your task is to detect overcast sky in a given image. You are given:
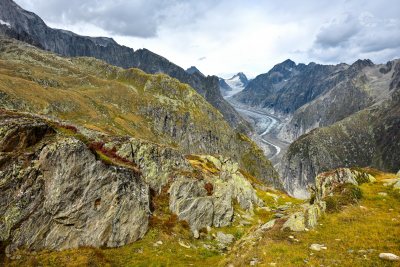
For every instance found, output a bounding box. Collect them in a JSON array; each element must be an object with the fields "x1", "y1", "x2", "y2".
[{"x1": 15, "y1": 0, "x2": 400, "y2": 78}]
